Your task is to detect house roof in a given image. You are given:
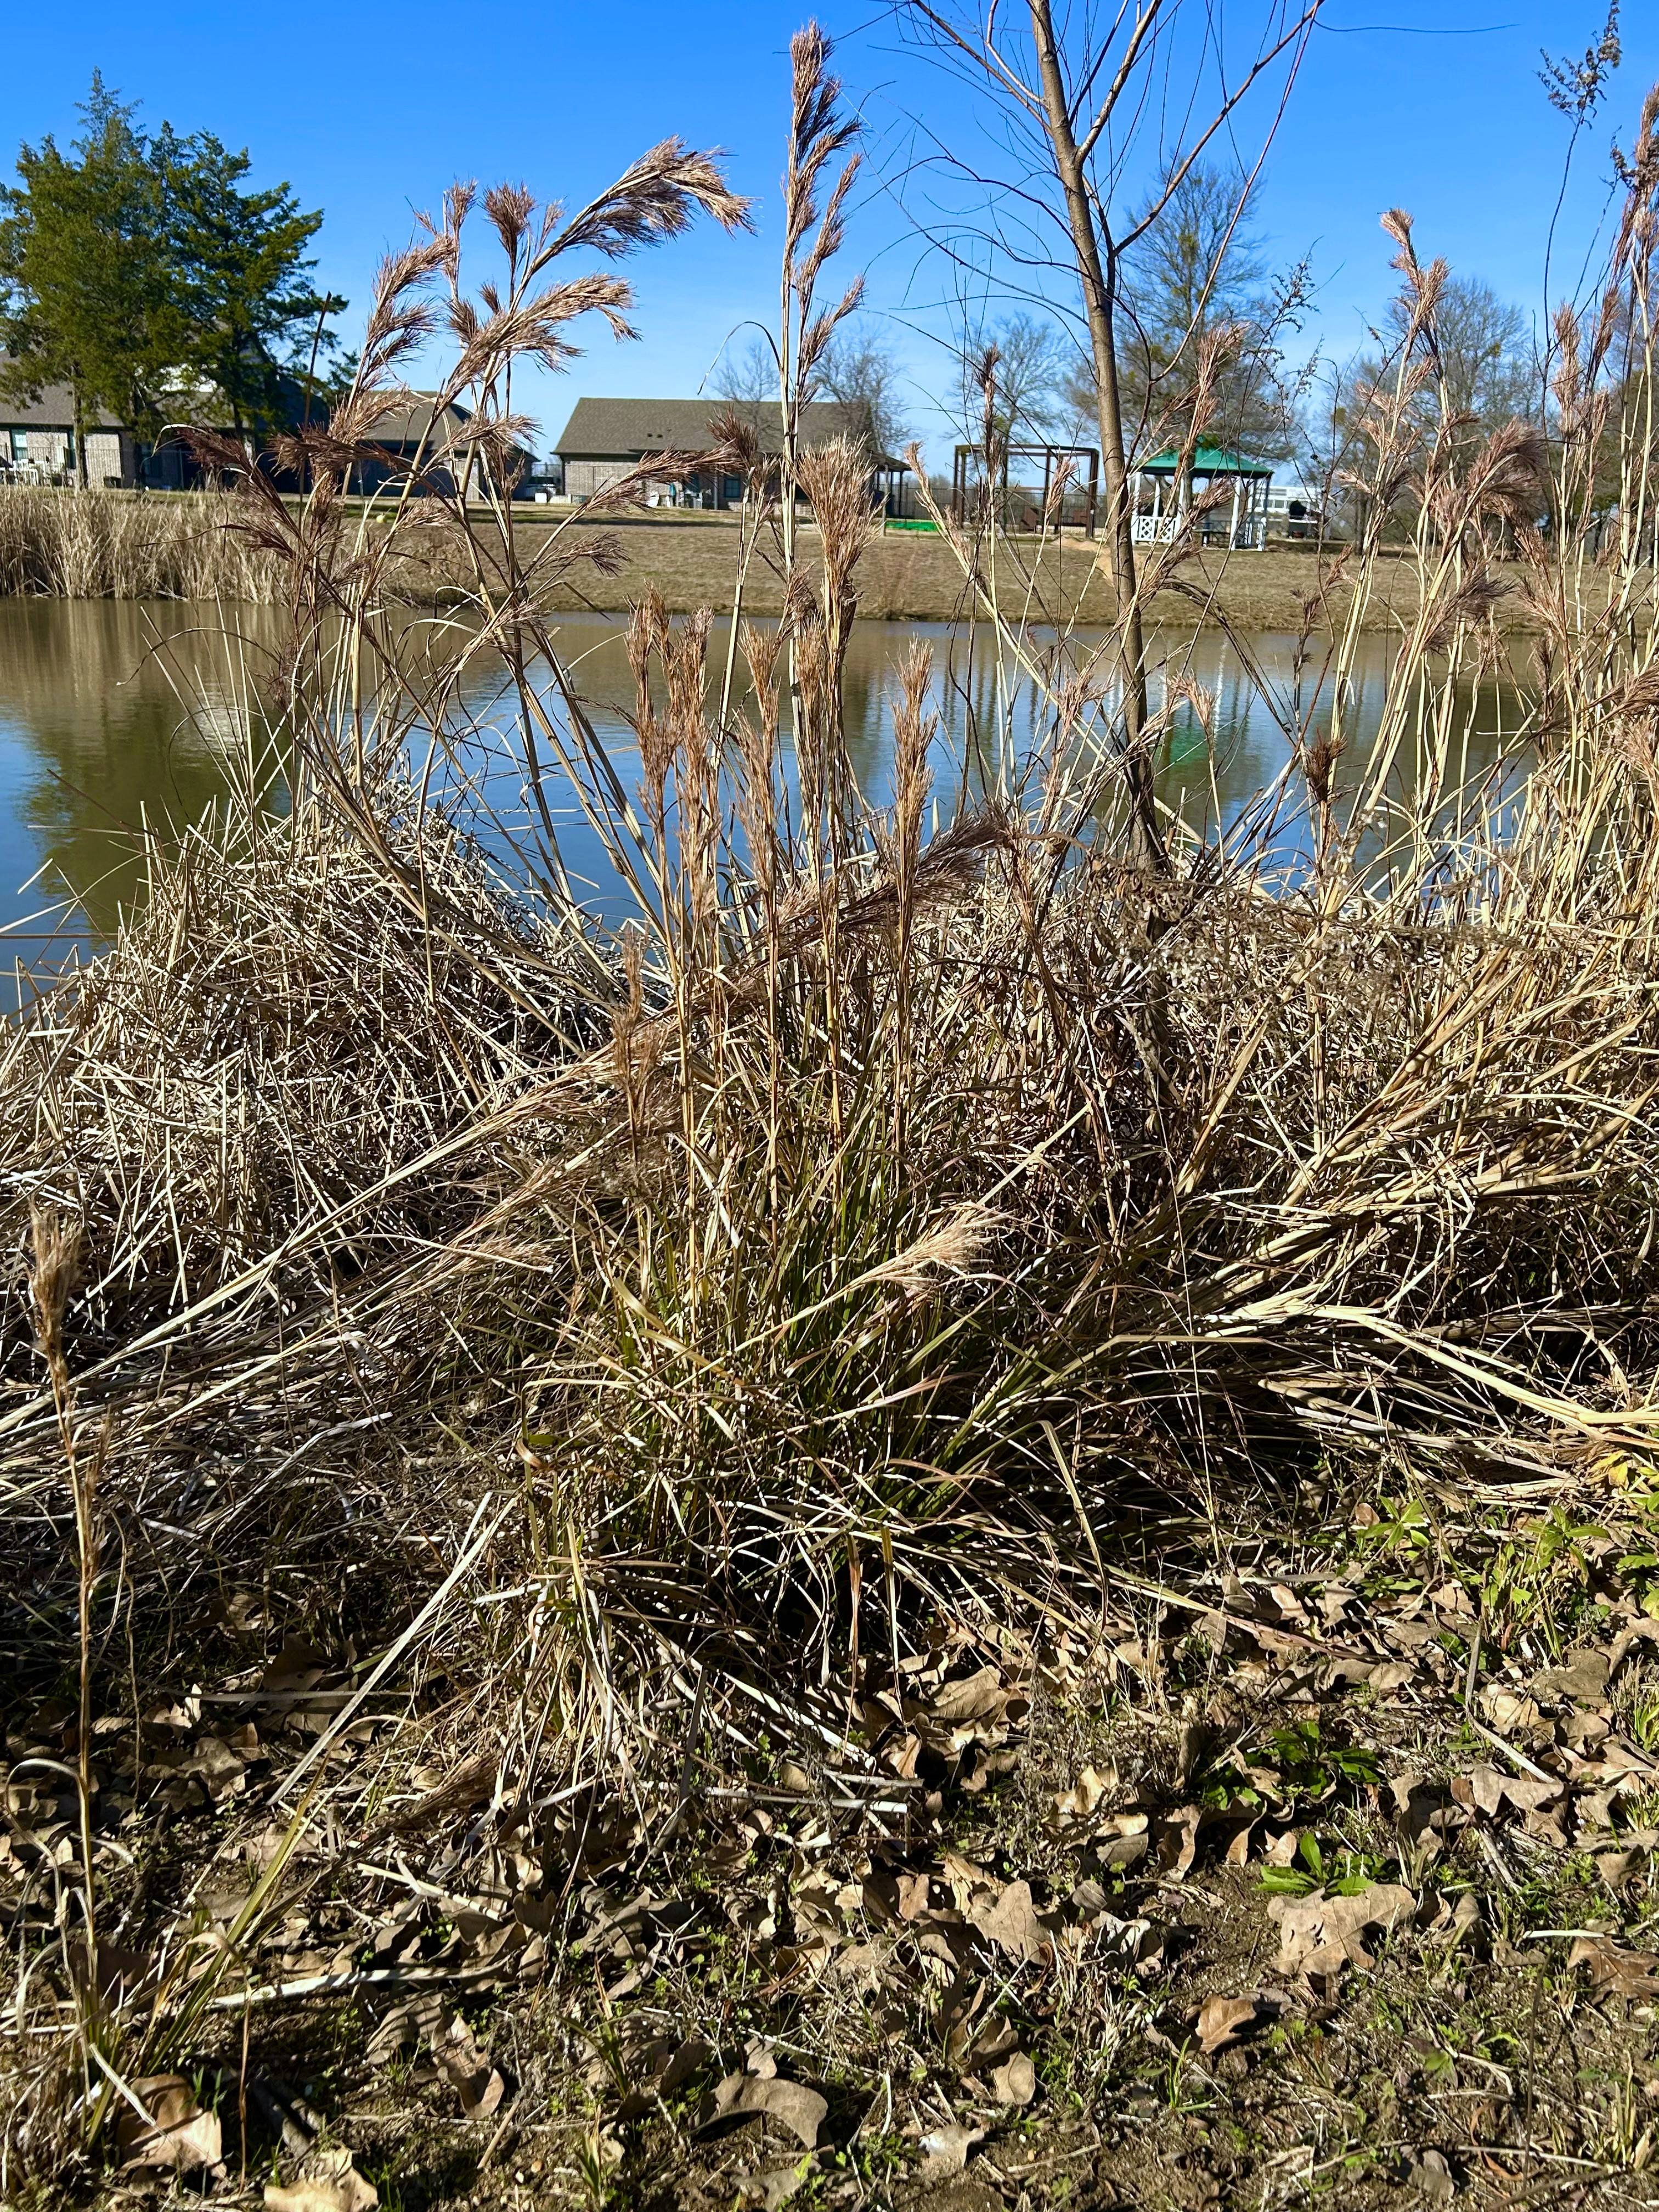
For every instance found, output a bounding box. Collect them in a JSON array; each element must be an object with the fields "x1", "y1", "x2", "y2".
[
  {"x1": 0, "y1": 373, "x2": 125, "y2": 430},
  {"x1": 552, "y1": 396, "x2": 898, "y2": 466},
  {"x1": 353, "y1": 393, "x2": 475, "y2": 449},
  {"x1": 358, "y1": 392, "x2": 554, "y2": 464},
  {"x1": 1140, "y1": 443, "x2": 1272, "y2": 478}
]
